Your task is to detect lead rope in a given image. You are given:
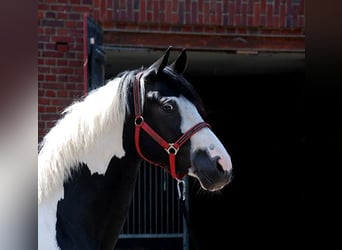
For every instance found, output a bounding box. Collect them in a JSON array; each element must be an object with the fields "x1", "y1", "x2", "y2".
[{"x1": 177, "y1": 180, "x2": 201, "y2": 250}]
